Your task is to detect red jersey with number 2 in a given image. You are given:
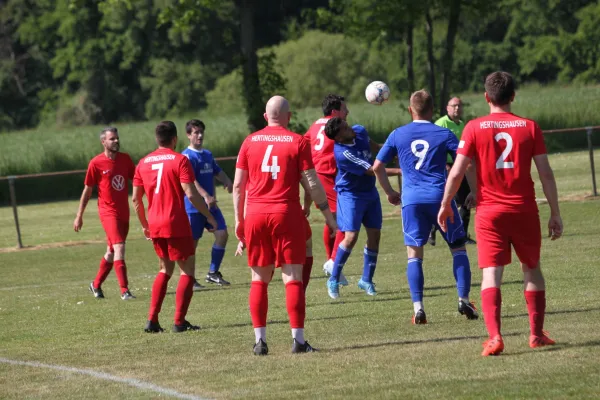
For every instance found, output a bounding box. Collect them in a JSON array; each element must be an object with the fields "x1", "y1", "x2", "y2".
[
  {"x1": 236, "y1": 126, "x2": 314, "y2": 214},
  {"x1": 84, "y1": 152, "x2": 135, "y2": 220},
  {"x1": 457, "y1": 112, "x2": 547, "y2": 213},
  {"x1": 133, "y1": 148, "x2": 194, "y2": 238},
  {"x1": 305, "y1": 116, "x2": 336, "y2": 175}
]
